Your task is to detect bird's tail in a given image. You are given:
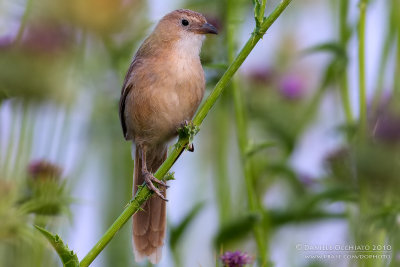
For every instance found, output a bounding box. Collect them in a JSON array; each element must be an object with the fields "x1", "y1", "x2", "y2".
[{"x1": 132, "y1": 144, "x2": 167, "y2": 264}]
